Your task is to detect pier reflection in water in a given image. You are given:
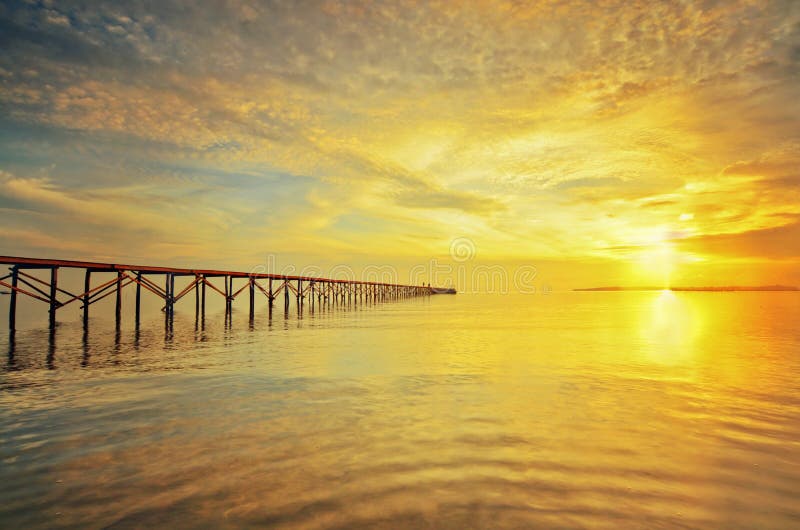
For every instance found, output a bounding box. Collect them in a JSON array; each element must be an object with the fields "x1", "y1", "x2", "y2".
[{"x1": 1, "y1": 291, "x2": 800, "y2": 529}]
